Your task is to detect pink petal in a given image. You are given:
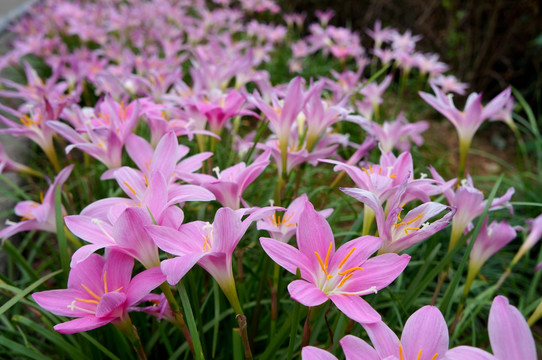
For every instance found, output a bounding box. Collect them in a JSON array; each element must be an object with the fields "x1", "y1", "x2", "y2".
[
  {"x1": 301, "y1": 346, "x2": 338, "y2": 360},
  {"x1": 160, "y1": 253, "x2": 207, "y2": 285},
  {"x1": 126, "y1": 267, "x2": 166, "y2": 304},
  {"x1": 329, "y1": 295, "x2": 380, "y2": 324},
  {"x1": 54, "y1": 316, "x2": 113, "y2": 334},
  {"x1": 361, "y1": 321, "x2": 400, "y2": 359},
  {"x1": 67, "y1": 254, "x2": 106, "y2": 294},
  {"x1": 340, "y1": 335, "x2": 381, "y2": 360},
  {"x1": 401, "y1": 306, "x2": 449, "y2": 360},
  {"x1": 125, "y1": 134, "x2": 154, "y2": 173},
  {"x1": 33, "y1": 289, "x2": 92, "y2": 317},
  {"x1": 288, "y1": 280, "x2": 328, "y2": 307},
  {"x1": 158, "y1": 205, "x2": 184, "y2": 229},
  {"x1": 95, "y1": 292, "x2": 126, "y2": 318},
  {"x1": 103, "y1": 251, "x2": 134, "y2": 291},
  {"x1": 446, "y1": 346, "x2": 496, "y2": 360},
  {"x1": 488, "y1": 296, "x2": 536, "y2": 360},
  {"x1": 113, "y1": 208, "x2": 158, "y2": 268},
  {"x1": 260, "y1": 237, "x2": 313, "y2": 279},
  {"x1": 328, "y1": 235, "x2": 382, "y2": 271},
  {"x1": 297, "y1": 201, "x2": 335, "y2": 265},
  {"x1": 143, "y1": 171, "x2": 168, "y2": 220},
  {"x1": 345, "y1": 254, "x2": 410, "y2": 292},
  {"x1": 151, "y1": 131, "x2": 178, "y2": 177},
  {"x1": 65, "y1": 215, "x2": 116, "y2": 246}
]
